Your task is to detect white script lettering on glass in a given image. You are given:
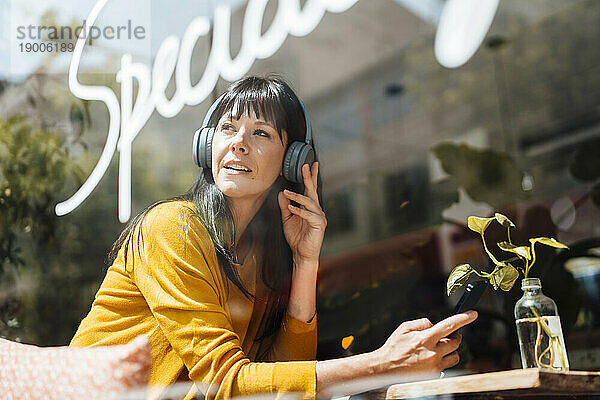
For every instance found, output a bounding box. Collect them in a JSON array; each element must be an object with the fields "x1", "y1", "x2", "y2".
[{"x1": 55, "y1": 0, "x2": 359, "y2": 223}]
